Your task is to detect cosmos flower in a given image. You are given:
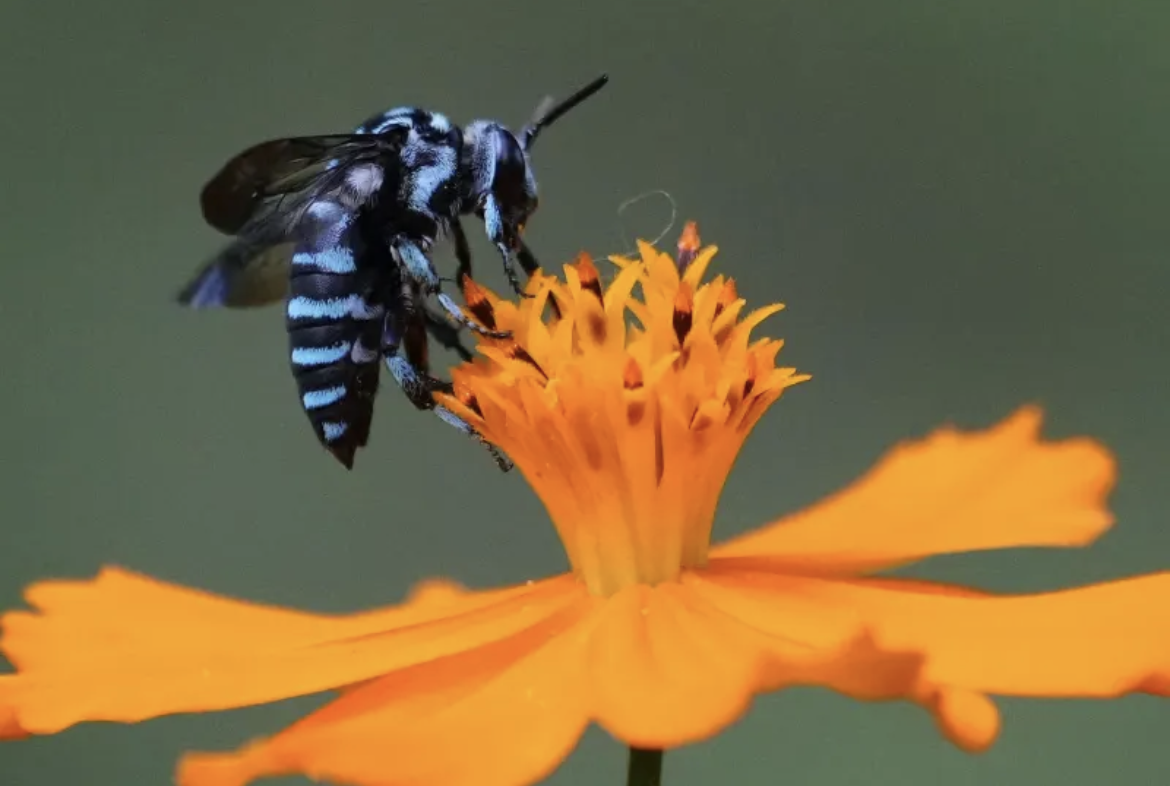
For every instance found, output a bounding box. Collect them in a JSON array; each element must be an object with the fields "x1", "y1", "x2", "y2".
[{"x1": 2, "y1": 223, "x2": 1169, "y2": 786}]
